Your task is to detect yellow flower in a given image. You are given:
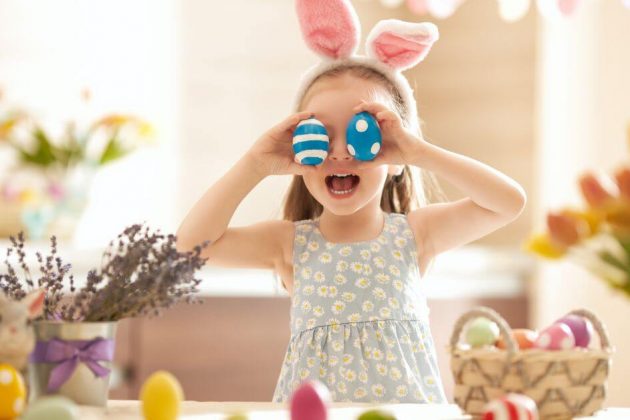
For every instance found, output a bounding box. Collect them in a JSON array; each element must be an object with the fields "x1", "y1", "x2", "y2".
[{"x1": 523, "y1": 232, "x2": 566, "y2": 259}]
